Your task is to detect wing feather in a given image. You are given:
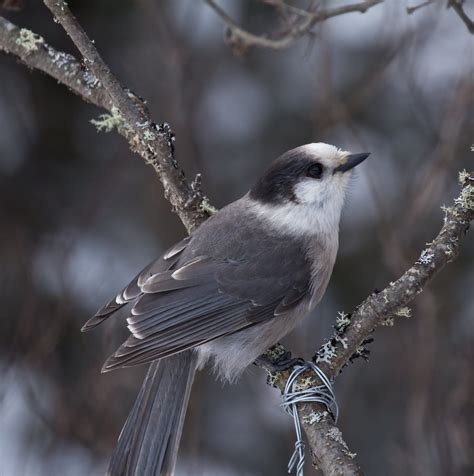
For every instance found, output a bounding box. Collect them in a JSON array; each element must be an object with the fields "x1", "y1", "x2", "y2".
[
  {"x1": 88, "y1": 205, "x2": 314, "y2": 371},
  {"x1": 81, "y1": 237, "x2": 189, "y2": 332}
]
